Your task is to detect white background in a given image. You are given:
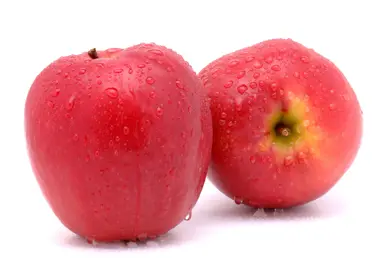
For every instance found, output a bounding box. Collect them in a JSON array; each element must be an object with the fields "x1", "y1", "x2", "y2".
[{"x1": 0, "y1": 0, "x2": 383, "y2": 274}]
